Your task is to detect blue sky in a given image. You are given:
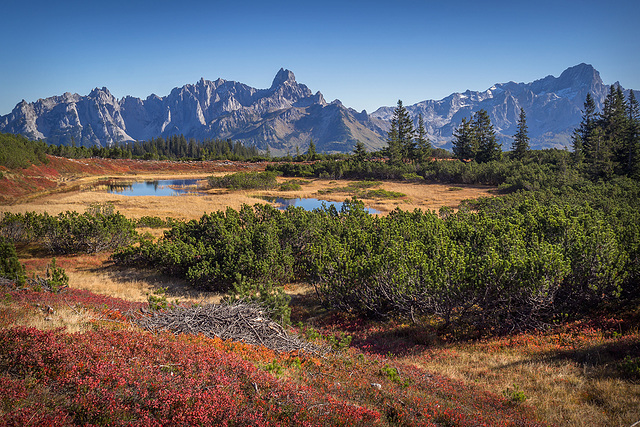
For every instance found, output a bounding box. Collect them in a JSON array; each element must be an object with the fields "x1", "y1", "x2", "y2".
[{"x1": 1, "y1": 0, "x2": 638, "y2": 115}]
